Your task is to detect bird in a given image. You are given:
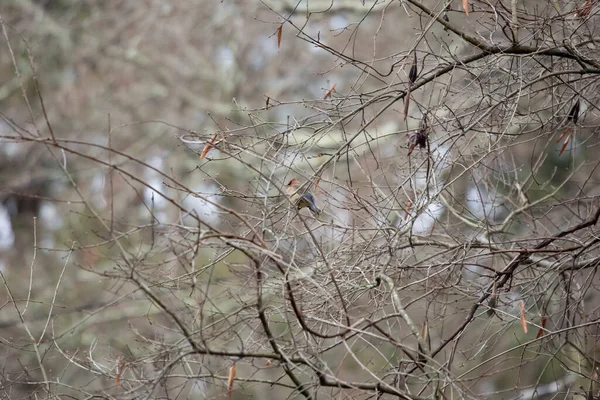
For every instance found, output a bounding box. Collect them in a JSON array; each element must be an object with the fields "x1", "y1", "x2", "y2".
[{"x1": 286, "y1": 178, "x2": 321, "y2": 218}]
